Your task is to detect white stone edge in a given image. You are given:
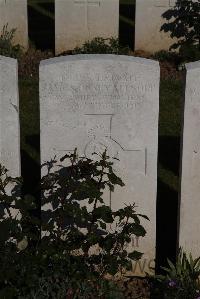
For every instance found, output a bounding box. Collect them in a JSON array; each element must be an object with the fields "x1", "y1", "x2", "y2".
[
  {"x1": 186, "y1": 61, "x2": 200, "y2": 71},
  {"x1": 40, "y1": 54, "x2": 160, "y2": 70},
  {"x1": 0, "y1": 55, "x2": 21, "y2": 177},
  {"x1": 0, "y1": 55, "x2": 18, "y2": 66}
]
